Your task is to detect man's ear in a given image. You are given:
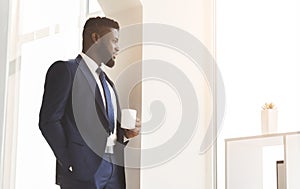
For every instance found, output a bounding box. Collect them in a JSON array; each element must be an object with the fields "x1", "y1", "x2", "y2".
[{"x1": 91, "y1": 32, "x2": 99, "y2": 43}]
